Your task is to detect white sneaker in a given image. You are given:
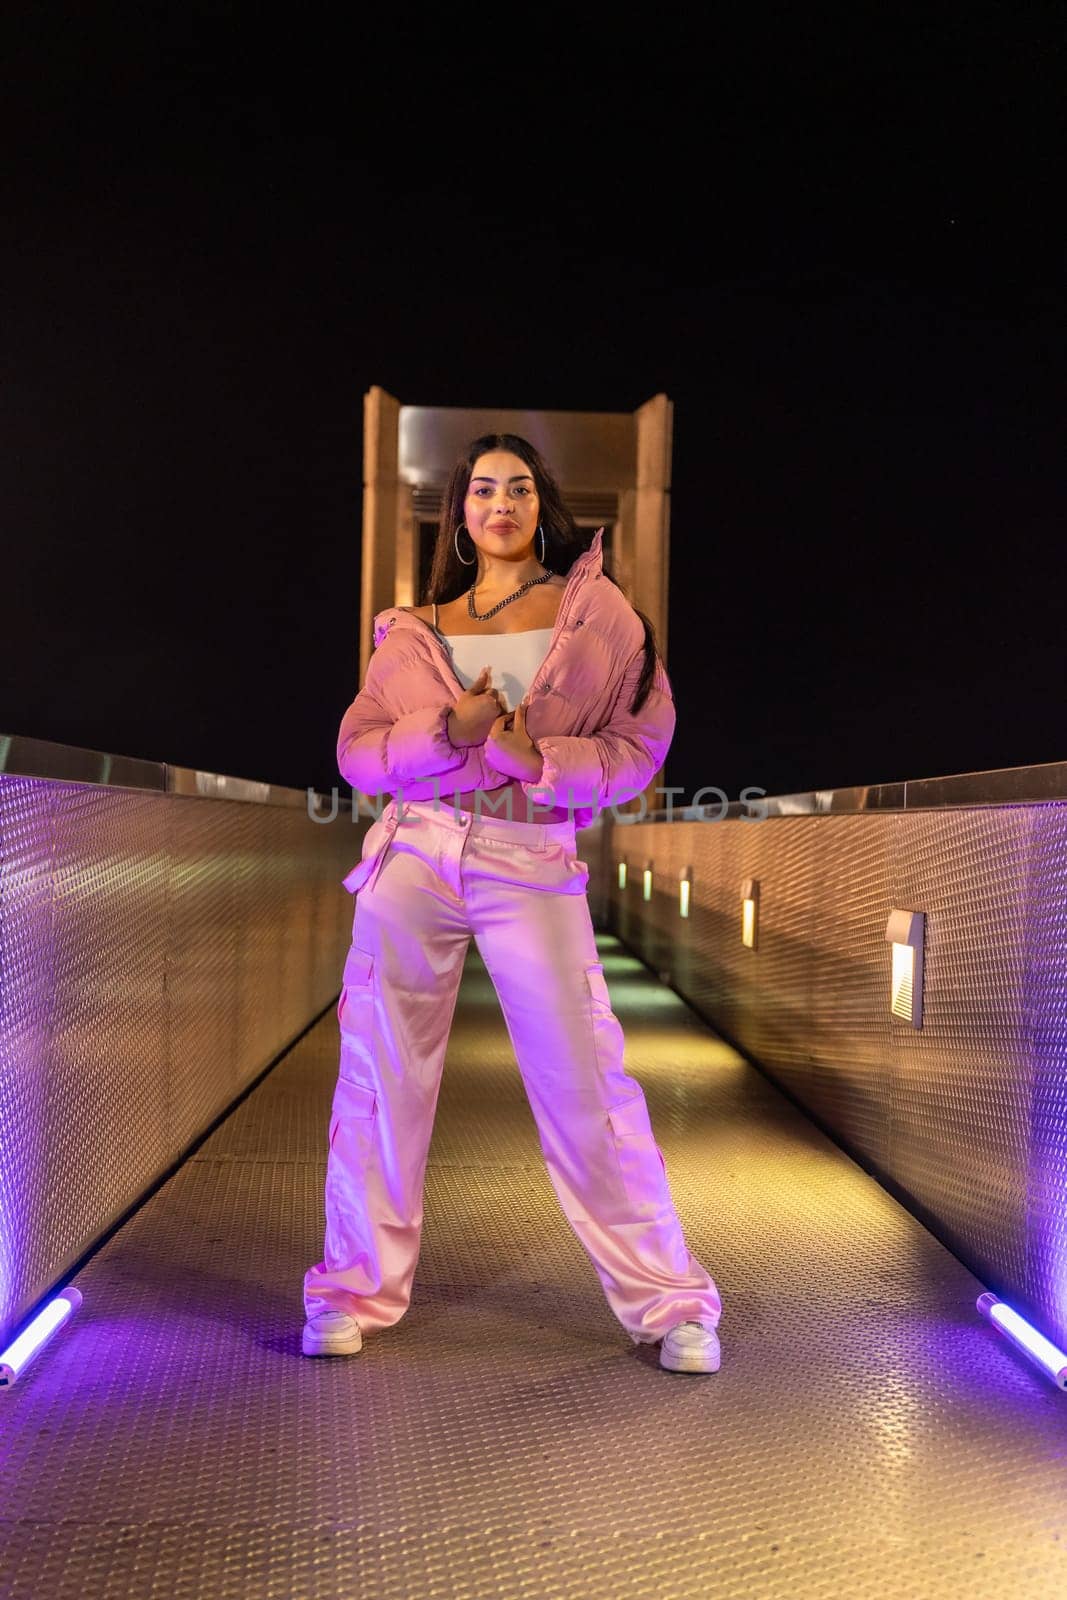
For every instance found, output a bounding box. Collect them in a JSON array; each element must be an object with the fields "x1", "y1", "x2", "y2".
[
  {"x1": 302, "y1": 1310, "x2": 364, "y2": 1357},
  {"x1": 659, "y1": 1318, "x2": 721, "y2": 1373}
]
